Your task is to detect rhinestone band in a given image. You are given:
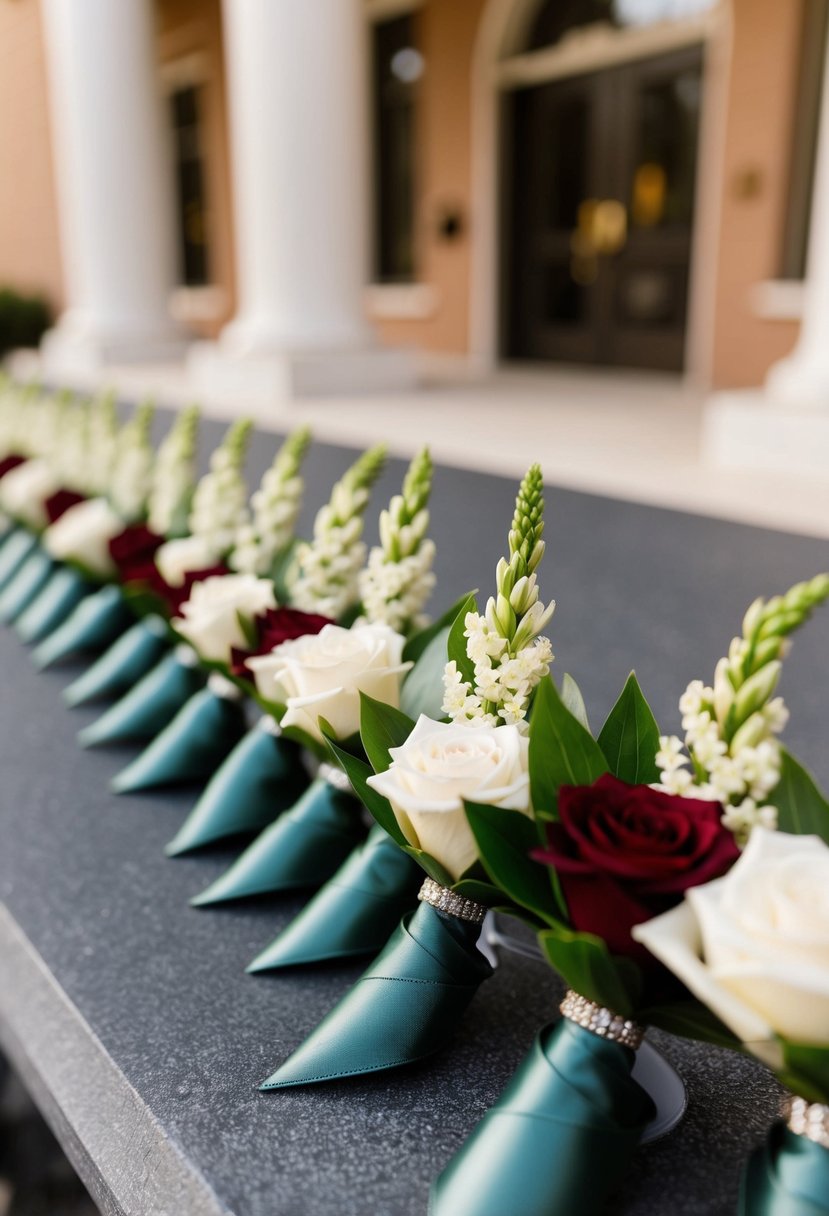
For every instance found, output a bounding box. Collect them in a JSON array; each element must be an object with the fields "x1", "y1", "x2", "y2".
[
  {"x1": 257, "y1": 715, "x2": 282, "y2": 737},
  {"x1": 174, "y1": 643, "x2": 200, "y2": 668},
  {"x1": 785, "y1": 1096, "x2": 829, "y2": 1149},
  {"x1": 207, "y1": 673, "x2": 244, "y2": 702},
  {"x1": 417, "y1": 878, "x2": 488, "y2": 924},
  {"x1": 318, "y1": 762, "x2": 353, "y2": 794},
  {"x1": 560, "y1": 990, "x2": 644, "y2": 1051}
]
